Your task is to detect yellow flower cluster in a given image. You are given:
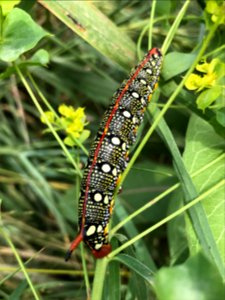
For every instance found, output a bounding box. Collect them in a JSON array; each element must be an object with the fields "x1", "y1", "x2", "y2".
[
  {"x1": 205, "y1": 1, "x2": 225, "y2": 24},
  {"x1": 185, "y1": 59, "x2": 218, "y2": 92},
  {"x1": 41, "y1": 104, "x2": 90, "y2": 146},
  {"x1": 59, "y1": 104, "x2": 86, "y2": 138},
  {"x1": 185, "y1": 58, "x2": 224, "y2": 111}
]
